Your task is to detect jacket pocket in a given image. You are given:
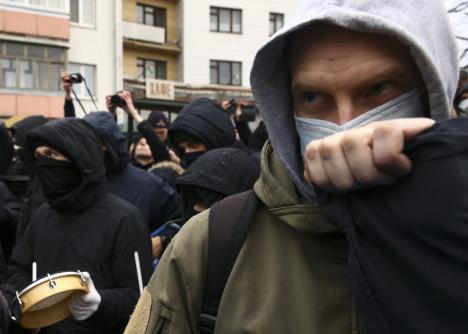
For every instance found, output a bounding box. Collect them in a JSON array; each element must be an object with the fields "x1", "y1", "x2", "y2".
[{"x1": 152, "y1": 304, "x2": 172, "y2": 334}]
